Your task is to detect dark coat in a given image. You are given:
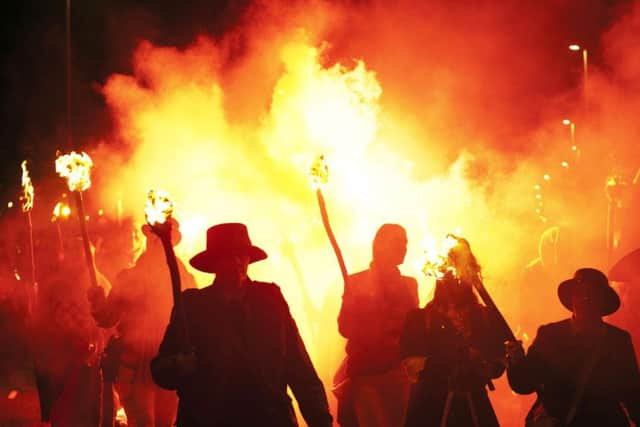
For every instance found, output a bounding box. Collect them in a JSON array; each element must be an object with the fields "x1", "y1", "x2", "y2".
[
  {"x1": 400, "y1": 302, "x2": 505, "y2": 427},
  {"x1": 151, "y1": 280, "x2": 332, "y2": 427},
  {"x1": 507, "y1": 319, "x2": 640, "y2": 427},
  {"x1": 338, "y1": 266, "x2": 419, "y2": 377}
]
